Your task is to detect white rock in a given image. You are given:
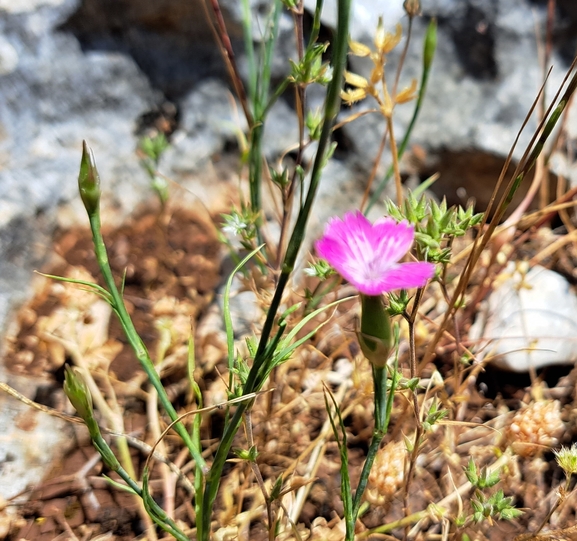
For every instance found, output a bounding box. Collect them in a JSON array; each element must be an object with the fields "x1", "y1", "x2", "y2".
[
  {"x1": 0, "y1": 376, "x2": 73, "y2": 501},
  {"x1": 470, "y1": 264, "x2": 577, "y2": 372},
  {"x1": 0, "y1": 0, "x2": 66, "y2": 13},
  {"x1": 0, "y1": 35, "x2": 17, "y2": 75}
]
